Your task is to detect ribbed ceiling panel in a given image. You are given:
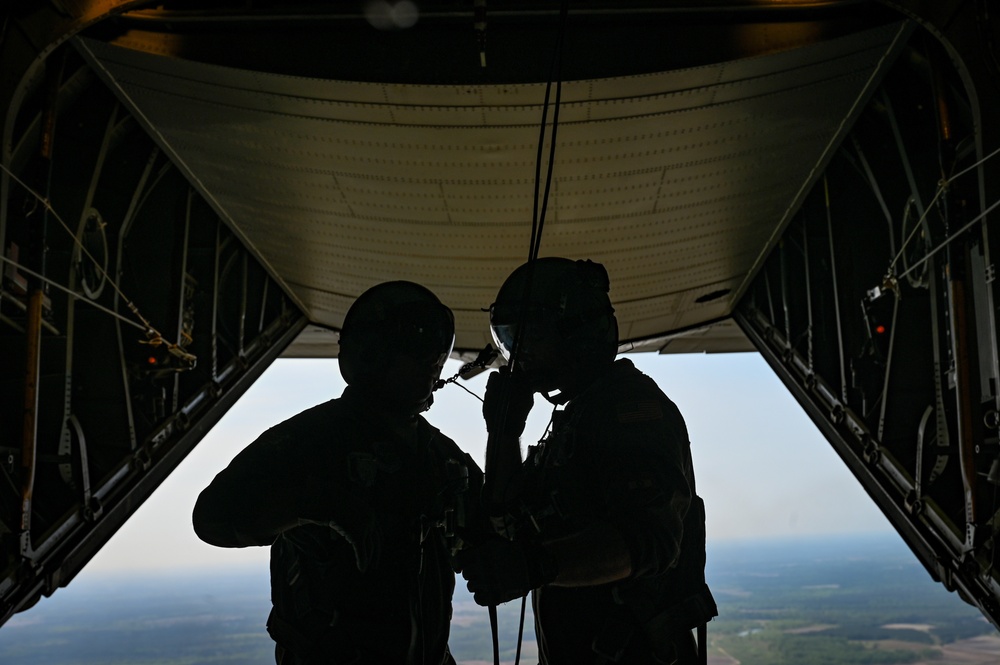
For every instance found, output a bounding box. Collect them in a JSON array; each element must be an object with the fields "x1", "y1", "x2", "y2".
[{"x1": 77, "y1": 21, "x2": 907, "y2": 353}]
